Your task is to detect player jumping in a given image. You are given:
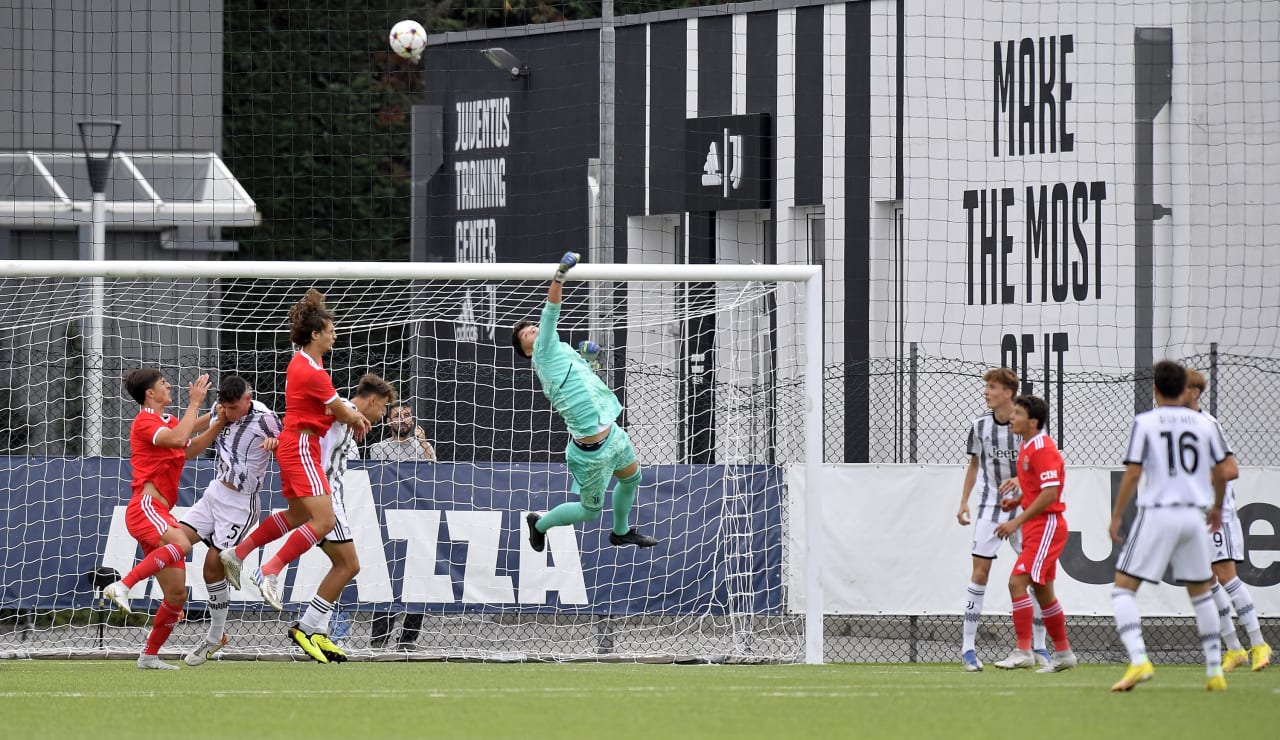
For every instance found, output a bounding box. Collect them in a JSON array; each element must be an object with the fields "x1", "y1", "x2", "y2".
[{"x1": 512, "y1": 251, "x2": 658, "y2": 553}]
